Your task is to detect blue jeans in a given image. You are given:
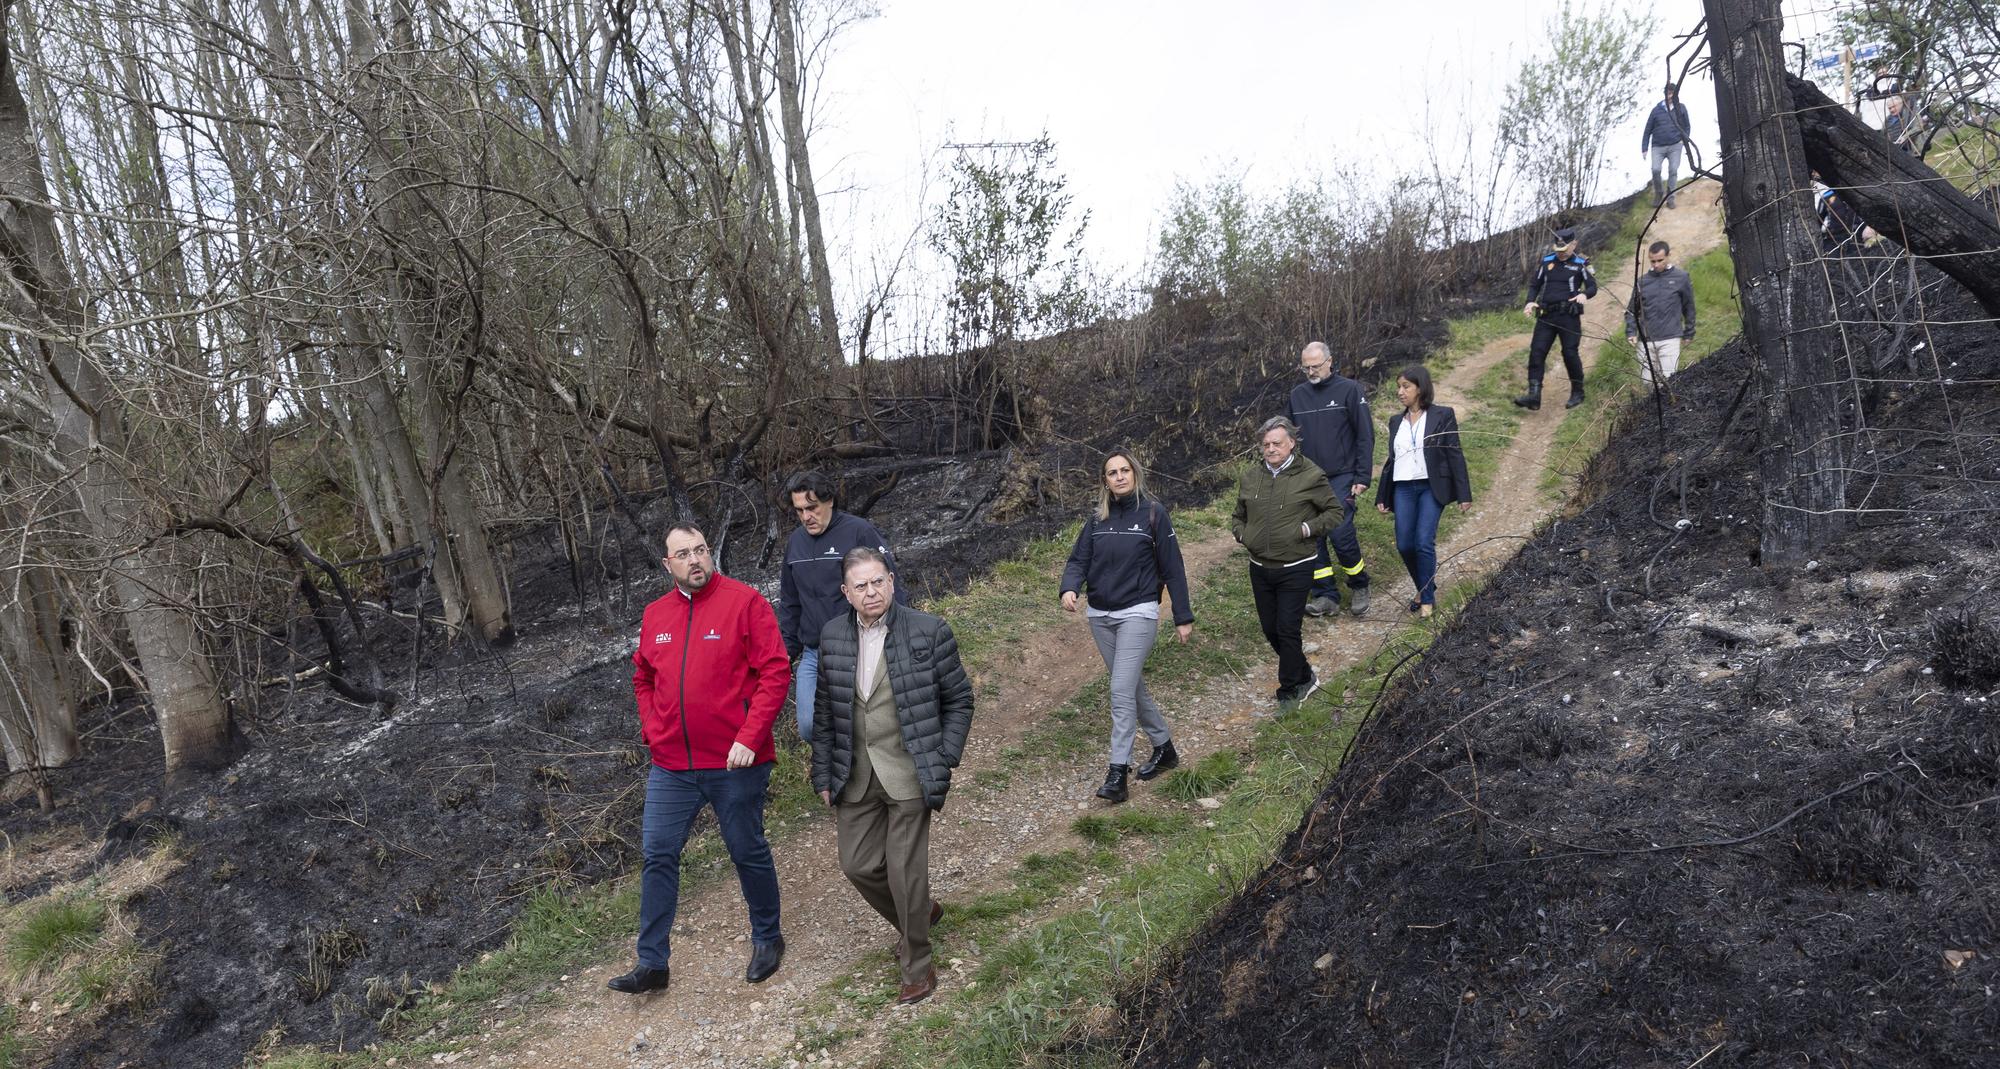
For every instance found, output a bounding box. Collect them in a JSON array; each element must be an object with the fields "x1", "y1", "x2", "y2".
[
  {"x1": 1392, "y1": 481, "x2": 1445, "y2": 605},
  {"x1": 637, "y1": 763, "x2": 782, "y2": 968},
  {"x1": 794, "y1": 647, "x2": 819, "y2": 741}
]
